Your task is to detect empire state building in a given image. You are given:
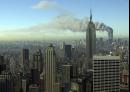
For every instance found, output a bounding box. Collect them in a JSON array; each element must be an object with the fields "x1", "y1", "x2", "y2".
[{"x1": 86, "y1": 10, "x2": 96, "y2": 68}]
